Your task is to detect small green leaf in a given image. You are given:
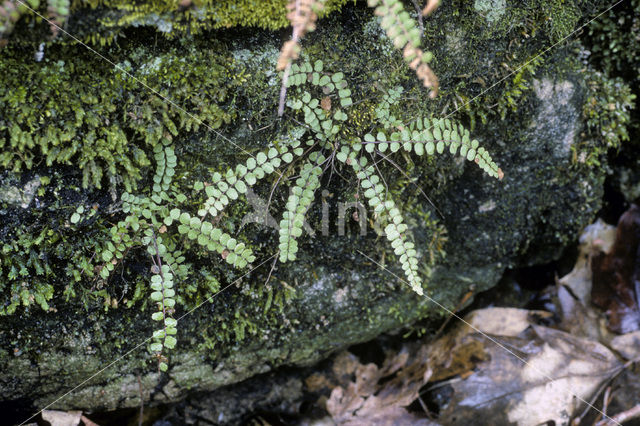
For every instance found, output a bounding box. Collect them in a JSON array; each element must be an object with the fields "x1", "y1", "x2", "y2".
[
  {"x1": 338, "y1": 89, "x2": 351, "y2": 98},
  {"x1": 164, "y1": 335, "x2": 177, "y2": 349},
  {"x1": 466, "y1": 148, "x2": 476, "y2": 161}
]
